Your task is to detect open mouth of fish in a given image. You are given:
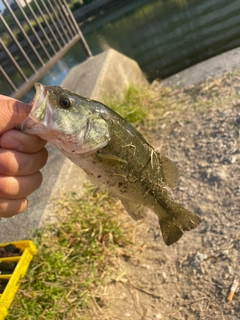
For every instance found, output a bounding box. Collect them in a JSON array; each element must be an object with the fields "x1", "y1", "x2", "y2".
[
  {"x1": 21, "y1": 82, "x2": 54, "y2": 133},
  {"x1": 29, "y1": 82, "x2": 53, "y2": 125}
]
